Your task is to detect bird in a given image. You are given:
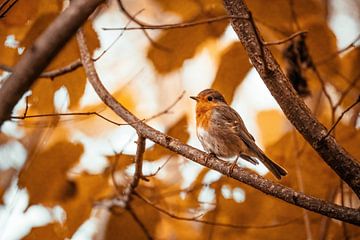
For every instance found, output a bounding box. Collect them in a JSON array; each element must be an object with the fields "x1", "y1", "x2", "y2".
[{"x1": 190, "y1": 89, "x2": 287, "y2": 179}]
